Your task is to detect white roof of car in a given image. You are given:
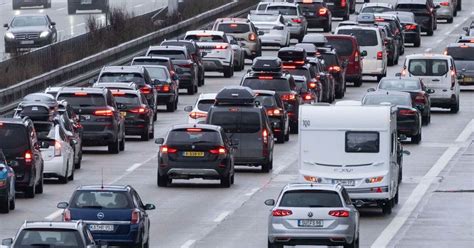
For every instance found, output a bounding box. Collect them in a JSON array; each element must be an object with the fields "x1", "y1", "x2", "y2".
[
  {"x1": 405, "y1": 53, "x2": 452, "y2": 60},
  {"x1": 185, "y1": 30, "x2": 225, "y2": 36},
  {"x1": 362, "y1": 3, "x2": 393, "y2": 8},
  {"x1": 198, "y1": 93, "x2": 217, "y2": 100},
  {"x1": 267, "y1": 2, "x2": 298, "y2": 7},
  {"x1": 21, "y1": 221, "x2": 84, "y2": 230}
]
